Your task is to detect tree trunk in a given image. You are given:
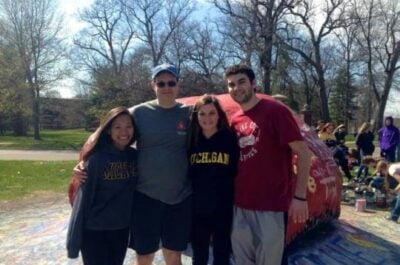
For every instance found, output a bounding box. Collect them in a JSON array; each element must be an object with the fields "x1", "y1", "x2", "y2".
[
  {"x1": 373, "y1": 41, "x2": 400, "y2": 129},
  {"x1": 32, "y1": 88, "x2": 41, "y2": 140},
  {"x1": 317, "y1": 69, "x2": 330, "y2": 122},
  {"x1": 262, "y1": 63, "x2": 272, "y2": 95},
  {"x1": 260, "y1": 36, "x2": 273, "y2": 95},
  {"x1": 373, "y1": 70, "x2": 395, "y2": 129}
]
